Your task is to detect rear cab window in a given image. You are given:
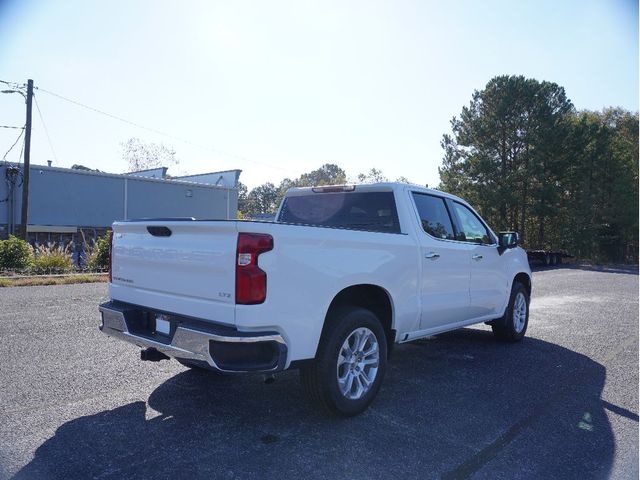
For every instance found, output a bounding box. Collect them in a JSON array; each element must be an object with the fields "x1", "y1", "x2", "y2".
[{"x1": 277, "y1": 191, "x2": 400, "y2": 233}]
